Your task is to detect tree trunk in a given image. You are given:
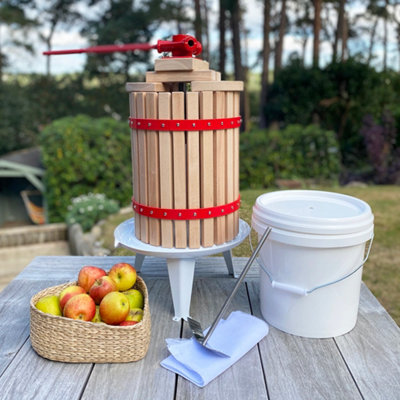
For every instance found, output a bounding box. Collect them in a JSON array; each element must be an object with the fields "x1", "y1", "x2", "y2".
[
  {"x1": 229, "y1": 0, "x2": 248, "y2": 131},
  {"x1": 333, "y1": 0, "x2": 345, "y2": 62},
  {"x1": 274, "y1": 0, "x2": 286, "y2": 79},
  {"x1": 367, "y1": 17, "x2": 378, "y2": 66},
  {"x1": 219, "y1": 0, "x2": 226, "y2": 80},
  {"x1": 194, "y1": 0, "x2": 203, "y2": 45},
  {"x1": 383, "y1": 0, "x2": 389, "y2": 71},
  {"x1": 313, "y1": 0, "x2": 322, "y2": 68},
  {"x1": 341, "y1": 13, "x2": 348, "y2": 62},
  {"x1": 259, "y1": 0, "x2": 271, "y2": 129},
  {"x1": 202, "y1": 0, "x2": 210, "y2": 60}
]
